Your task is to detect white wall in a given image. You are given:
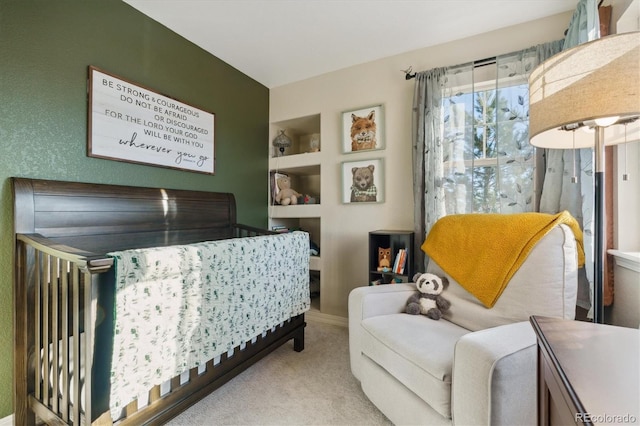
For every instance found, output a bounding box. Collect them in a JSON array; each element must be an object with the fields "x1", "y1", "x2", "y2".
[
  {"x1": 270, "y1": 12, "x2": 573, "y2": 319},
  {"x1": 612, "y1": 0, "x2": 640, "y2": 252},
  {"x1": 609, "y1": 0, "x2": 640, "y2": 328}
]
